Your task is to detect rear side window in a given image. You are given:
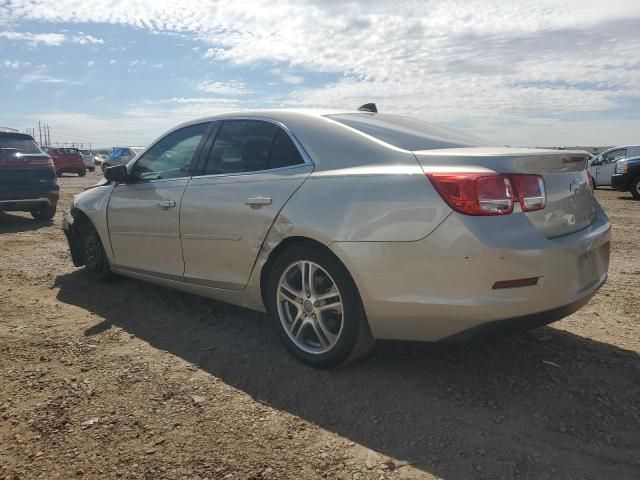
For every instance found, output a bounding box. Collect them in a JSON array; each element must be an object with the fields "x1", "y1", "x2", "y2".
[
  {"x1": 325, "y1": 113, "x2": 493, "y2": 151},
  {"x1": 202, "y1": 121, "x2": 305, "y2": 175},
  {"x1": 204, "y1": 120, "x2": 277, "y2": 175},
  {"x1": 0, "y1": 134, "x2": 42, "y2": 159}
]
